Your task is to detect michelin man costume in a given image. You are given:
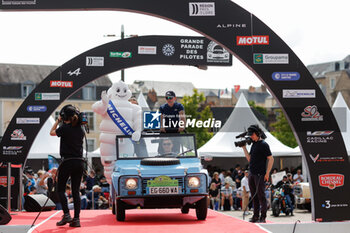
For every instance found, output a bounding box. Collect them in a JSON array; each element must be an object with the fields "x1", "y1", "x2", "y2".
[{"x1": 92, "y1": 81, "x2": 142, "y2": 183}]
